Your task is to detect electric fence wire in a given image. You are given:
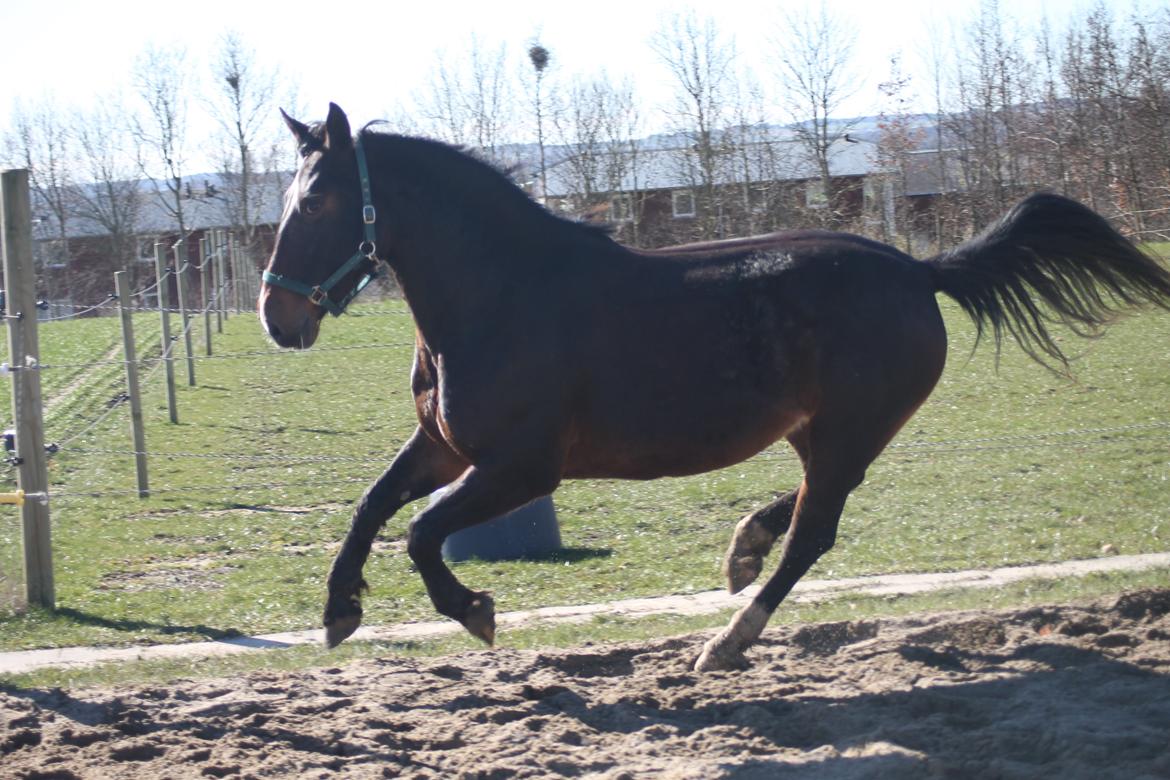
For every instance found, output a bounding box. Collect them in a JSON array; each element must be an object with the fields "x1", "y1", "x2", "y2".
[
  {"x1": 35, "y1": 341, "x2": 418, "y2": 371},
  {"x1": 47, "y1": 281, "x2": 223, "y2": 450},
  {"x1": 34, "y1": 419, "x2": 1169, "y2": 503},
  {"x1": 37, "y1": 294, "x2": 118, "y2": 322},
  {"x1": 55, "y1": 421, "x2": 1170, "y2": 467}
]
